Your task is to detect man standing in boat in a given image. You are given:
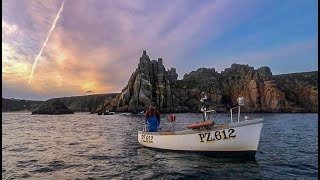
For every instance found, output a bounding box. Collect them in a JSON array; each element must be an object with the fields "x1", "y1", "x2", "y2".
[{"x1": 144, "y1": 102, "x2": 161, "y2": 132}]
